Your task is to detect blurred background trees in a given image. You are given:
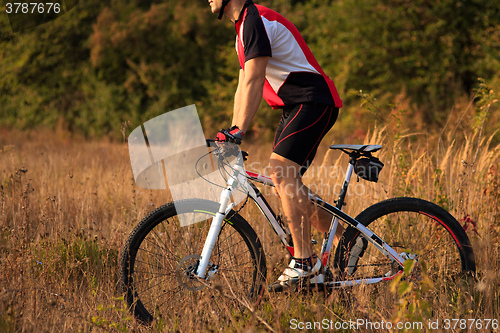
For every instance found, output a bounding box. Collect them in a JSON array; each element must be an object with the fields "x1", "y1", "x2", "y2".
[{"x1": 1, "y1": 0, "x2": 499, "y2": 140}]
